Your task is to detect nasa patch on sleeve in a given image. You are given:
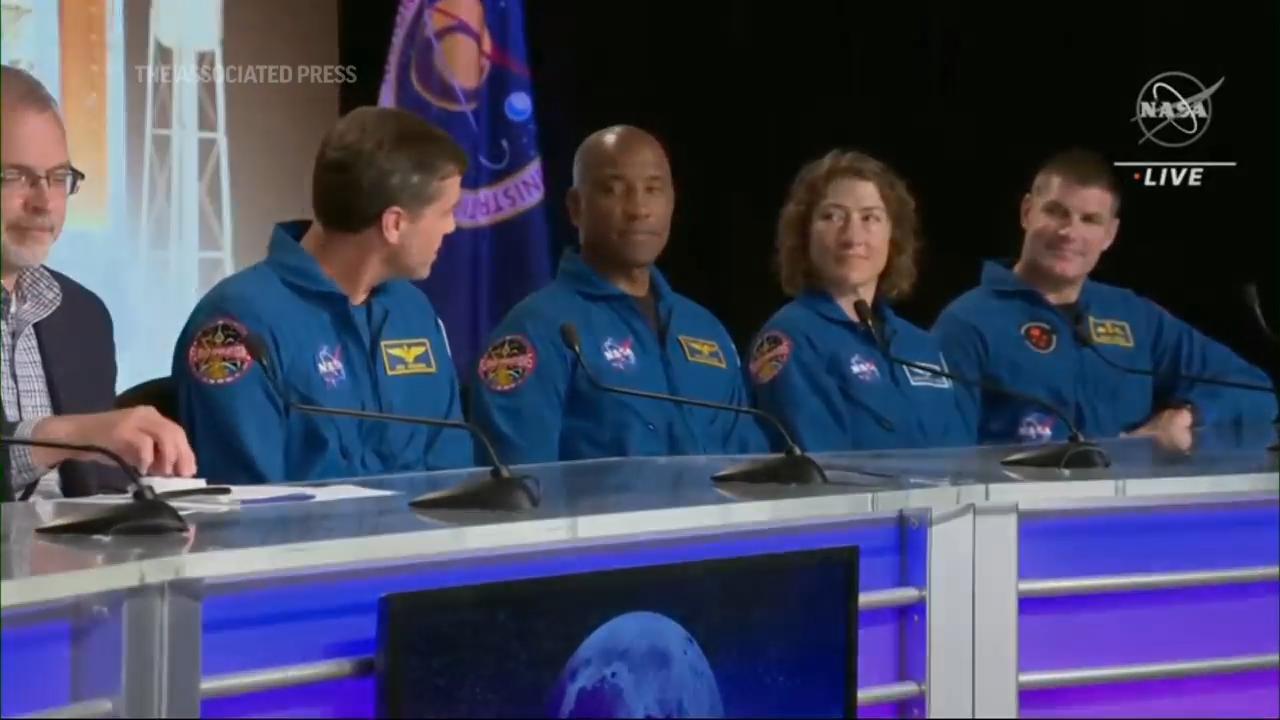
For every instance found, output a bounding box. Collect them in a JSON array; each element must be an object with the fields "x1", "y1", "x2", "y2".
[
  {"x1": 748, "y1": 330, "x2": 793, "y2": 384},
  {"x1": 478, "y1": 335, "x2": 537, "y2": 392},
  {"x1": 187, "y1": 318, "x2": 254, "y2": 385}
]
